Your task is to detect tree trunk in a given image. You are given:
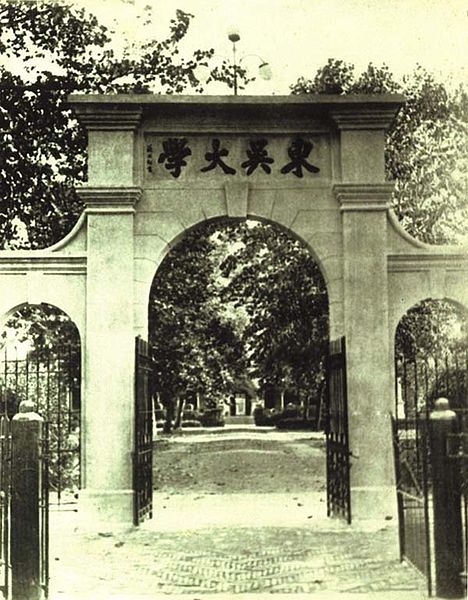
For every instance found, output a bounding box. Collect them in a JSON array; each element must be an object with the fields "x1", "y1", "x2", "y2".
[
  {"x1": 174, "y1": 396, "x2": 185, "y2": 430},
  {"x1": 163, "y1": 397, "x2": 175, "y2": 434}
]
